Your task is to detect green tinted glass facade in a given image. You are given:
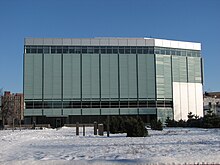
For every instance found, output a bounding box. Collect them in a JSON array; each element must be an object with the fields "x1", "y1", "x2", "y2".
[{"x1": 24, "y1": 38, "x2": 203, "y2": 125}]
